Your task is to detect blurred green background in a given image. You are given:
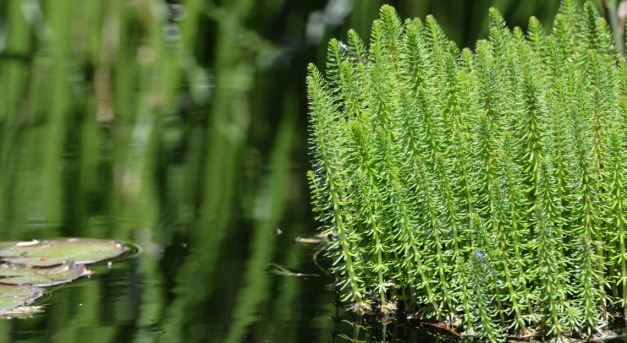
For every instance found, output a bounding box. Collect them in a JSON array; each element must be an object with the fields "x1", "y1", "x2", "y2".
[{"x1": 0, "y1": 0, "x2": 607, "y2": 342}]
